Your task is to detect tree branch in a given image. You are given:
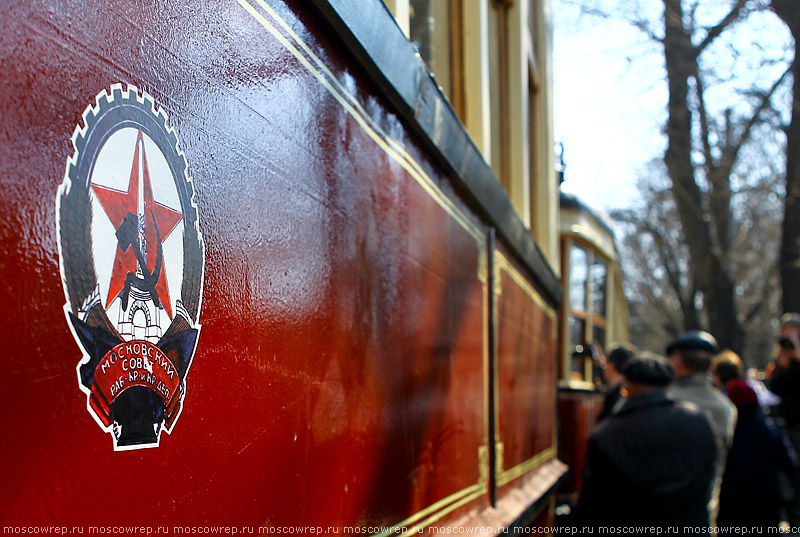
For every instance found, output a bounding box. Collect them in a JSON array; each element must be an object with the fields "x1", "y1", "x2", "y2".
[
  {"x1": 559, "y1": 0, "x2": 664, "y2": 42},
  {"x1": 742, "y1": 266, "x2": 779, "y2": 326},
  {"x1": 695, "y1": 0, "x2": 748, "y2": 56},
  {"x1": 693, "y1": 71, "x2": 716, "y2": 171},
  {"x1": 646, "y1": 224, "x2": 686, "y2": 303},
  {"x1": 724, "y1": 63, "x2": 792, "y2": 172}
]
